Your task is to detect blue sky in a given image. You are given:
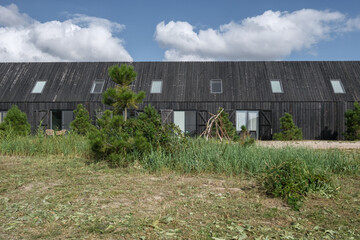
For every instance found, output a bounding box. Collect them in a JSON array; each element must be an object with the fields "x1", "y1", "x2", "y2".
[{"x1": 0, "y1": 0, "x2": 360, "y2": 61}]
